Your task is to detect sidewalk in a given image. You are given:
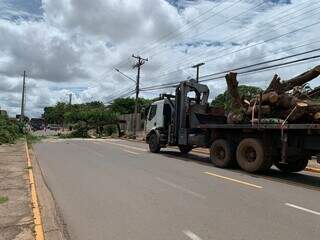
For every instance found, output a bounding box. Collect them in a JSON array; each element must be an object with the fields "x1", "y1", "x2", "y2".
[{"x1": 0, "y1": 141, "x2": 34, "y2": 240}]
